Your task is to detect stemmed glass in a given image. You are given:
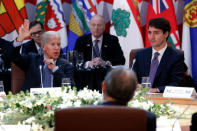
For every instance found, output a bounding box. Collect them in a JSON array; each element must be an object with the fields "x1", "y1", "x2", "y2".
[
  {"x1": 76, "y1": 52, "x2": 84, "y2": 70},
  {"x1": 141, "y1": 77, "x2": 151, "y2": 93}
]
